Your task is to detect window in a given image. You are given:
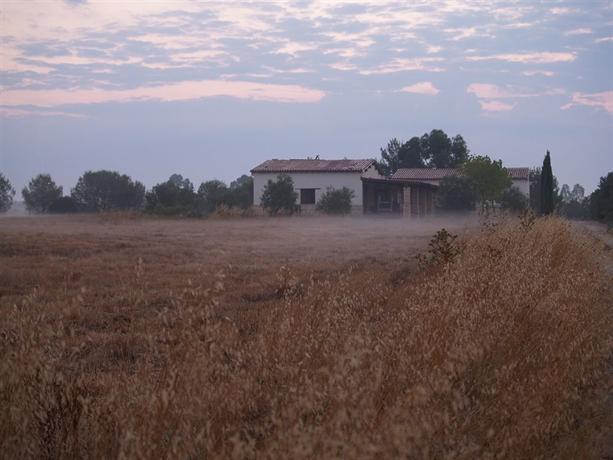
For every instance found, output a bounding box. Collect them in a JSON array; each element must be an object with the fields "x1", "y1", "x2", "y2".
[{"x1": 300, "y1": 188, "x2": 316, "y2": 205}]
